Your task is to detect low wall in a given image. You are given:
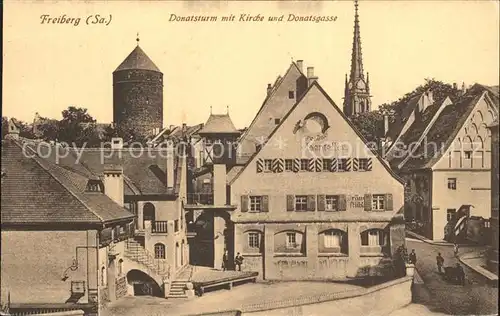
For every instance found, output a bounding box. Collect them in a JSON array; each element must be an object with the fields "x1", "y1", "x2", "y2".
[
  {"x1": 30, "y1": 311, "x2": 84, "y2": 316},
  {"x1": 241, "y1": 277, "x2": 412, "y2": 316}
]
